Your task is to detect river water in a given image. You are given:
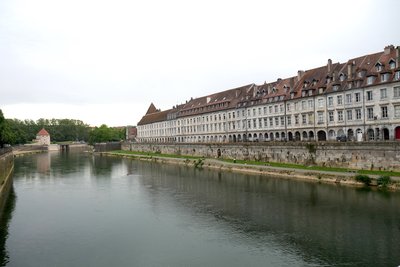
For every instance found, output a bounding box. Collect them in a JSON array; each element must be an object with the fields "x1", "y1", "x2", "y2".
[{"x1": 1, "y1": 152, "x2": 399, "y2": 266}]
